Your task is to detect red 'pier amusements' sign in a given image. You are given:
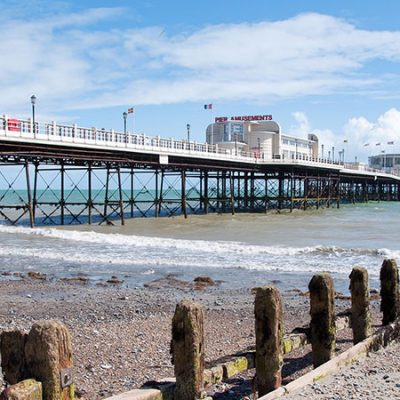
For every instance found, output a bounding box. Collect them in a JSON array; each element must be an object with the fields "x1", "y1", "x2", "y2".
[{"x1": 215, "y1": 115, "x2": 273, "y2": 123}]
